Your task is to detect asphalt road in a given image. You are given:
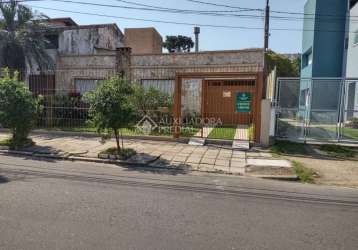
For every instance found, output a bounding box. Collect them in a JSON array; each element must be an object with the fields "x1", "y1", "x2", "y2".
[{"x1": 0, "y1": 154, "x2": 358, "y2": 250}]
